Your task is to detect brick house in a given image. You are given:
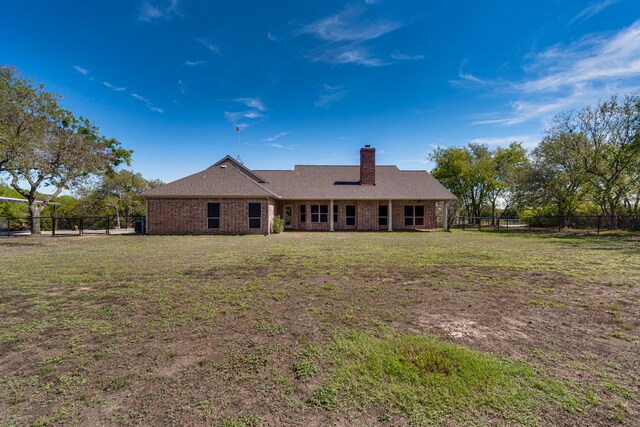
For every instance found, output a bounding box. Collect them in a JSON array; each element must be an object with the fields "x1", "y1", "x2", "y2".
[{"x1": 142, "y1": 146, "x2": 456, "y2": 235}]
